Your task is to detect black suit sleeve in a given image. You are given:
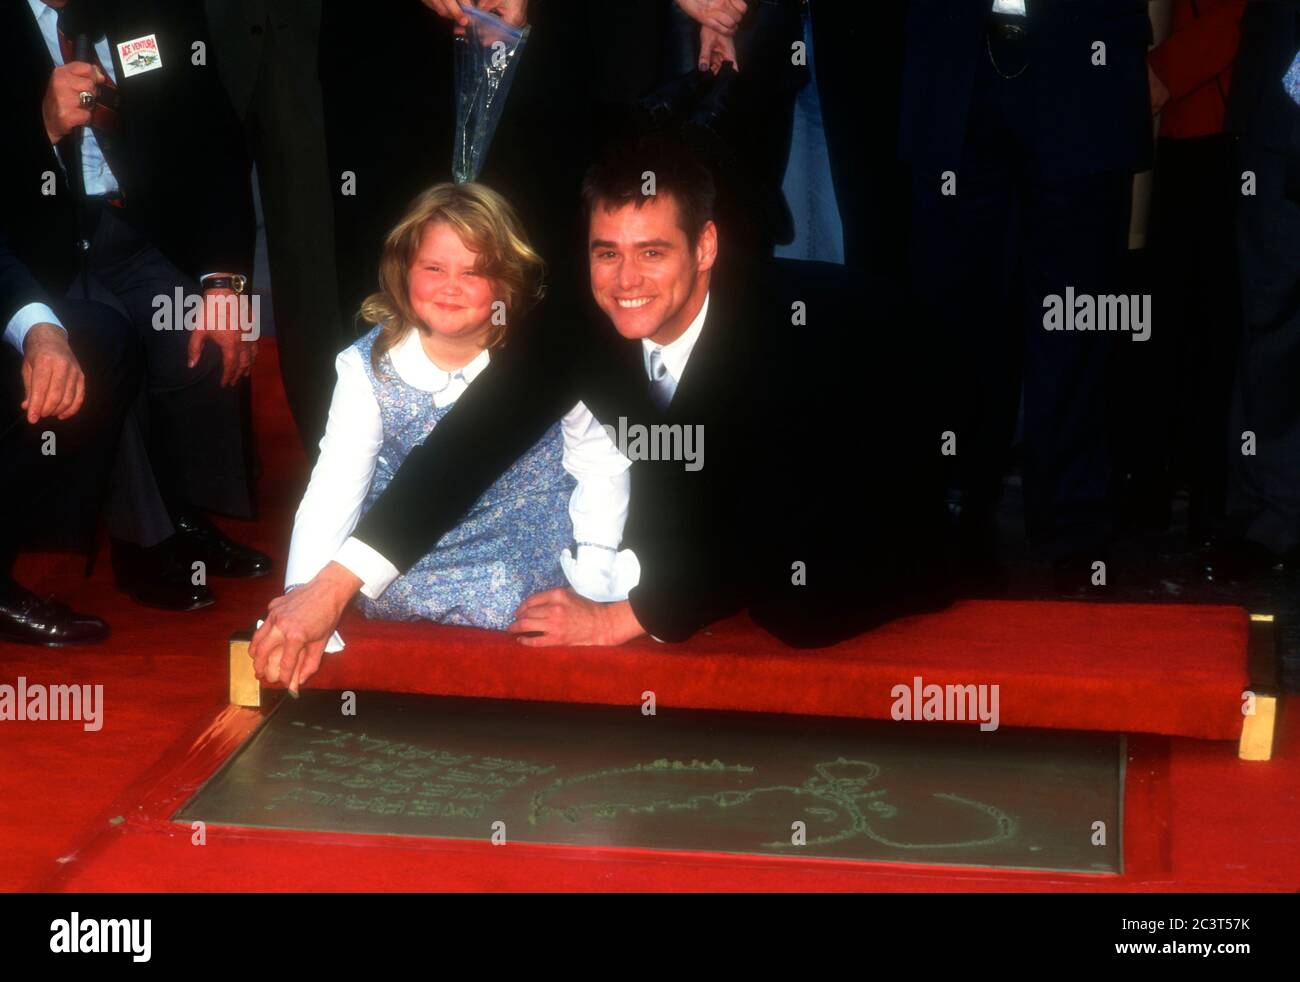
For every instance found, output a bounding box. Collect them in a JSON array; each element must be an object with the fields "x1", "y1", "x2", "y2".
[
  {"x1": 0, "y1": 230, "x2": 53, "y2": 333},
  {"x1": 350, "y1": 311, "x2": 592, "y2": 574},
  {"x1": 627, "y1": 532, "x2": 750, "y2": 643}
]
